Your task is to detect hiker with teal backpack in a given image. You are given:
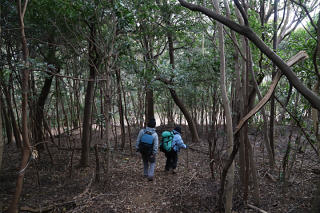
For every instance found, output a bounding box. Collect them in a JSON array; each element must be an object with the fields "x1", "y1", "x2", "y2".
[
  {"x1": 161, "y1": 126, "x2": 187, "y2": 174},
  {"x1": 136, "y1": 118, "x2": 159, "y2": 181}
]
